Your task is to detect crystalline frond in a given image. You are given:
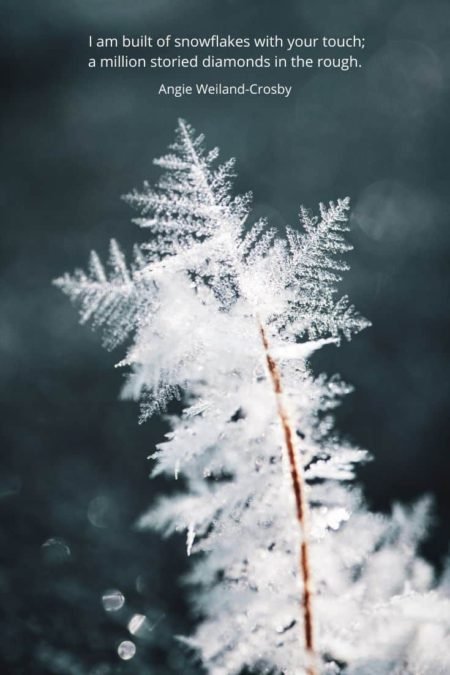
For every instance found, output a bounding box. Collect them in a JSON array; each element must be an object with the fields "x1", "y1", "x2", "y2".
[
  {"x1": 233, "y1": 198, "x2": 369, "y2": 339},
  {"x1": 279, "y1": 198, "x2": 371, "y2": 339},
  {"x1": 123, "y1": 119, "x2": 252, "y2": 264},
  {"x1": 54, "y1": 239, "x2": 155, "y2": 348}
]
